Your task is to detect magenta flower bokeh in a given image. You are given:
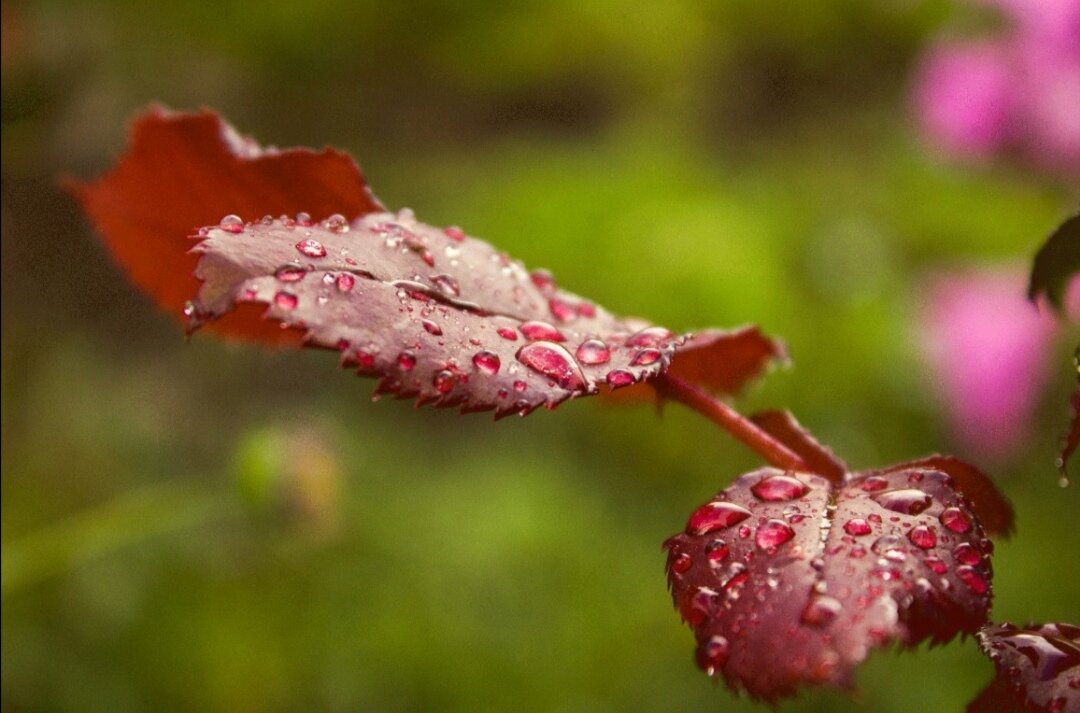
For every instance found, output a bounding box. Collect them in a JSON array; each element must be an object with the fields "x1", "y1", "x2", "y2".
[
  {"x1": 920, "y1": 267, "x2": 1073, "y2": 463},
  {"x1": 913, "y1": 0, "x2": 1080, "y2": 178}
]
